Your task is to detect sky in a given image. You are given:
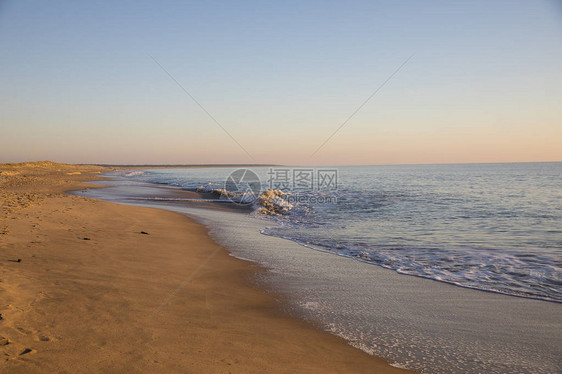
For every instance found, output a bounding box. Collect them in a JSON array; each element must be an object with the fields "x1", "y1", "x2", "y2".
[{"x1": 1, "y1": 0, "x2": 561, "y2": 165}]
